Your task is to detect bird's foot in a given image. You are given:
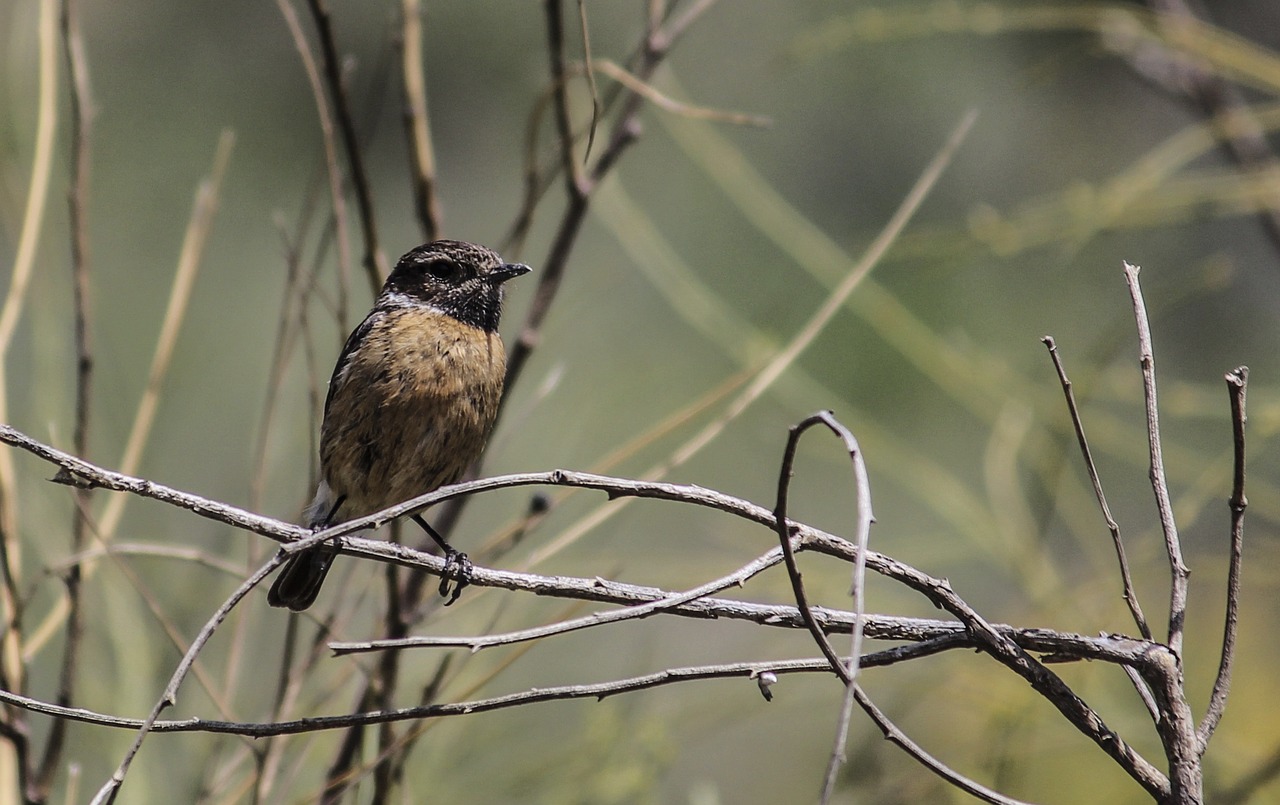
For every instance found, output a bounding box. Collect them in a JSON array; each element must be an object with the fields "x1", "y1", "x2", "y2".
[{"x1": 439, "y1": 549, "x2": 473, "y2": 606}]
